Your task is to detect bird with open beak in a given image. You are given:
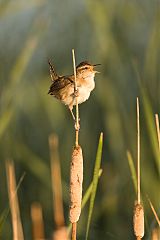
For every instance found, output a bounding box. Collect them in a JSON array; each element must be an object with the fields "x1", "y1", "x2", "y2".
[{"x1": 48, "y1": 60, "x2": 100, "y2": 120}]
